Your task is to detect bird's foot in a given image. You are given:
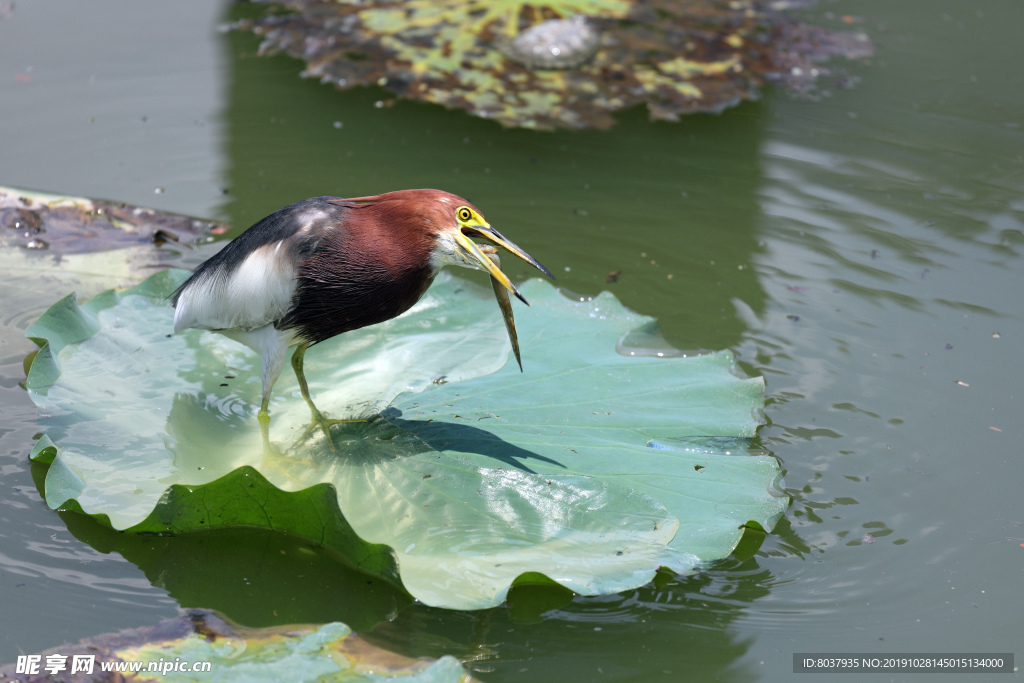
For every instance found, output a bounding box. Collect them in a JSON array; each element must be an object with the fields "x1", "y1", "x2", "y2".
[
  {"x1": 302, "y1": 408, "x2": 368, "y2": 455},
  {"x1": 256, "y1": 410, "x2": 305, "y2": 466}
]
